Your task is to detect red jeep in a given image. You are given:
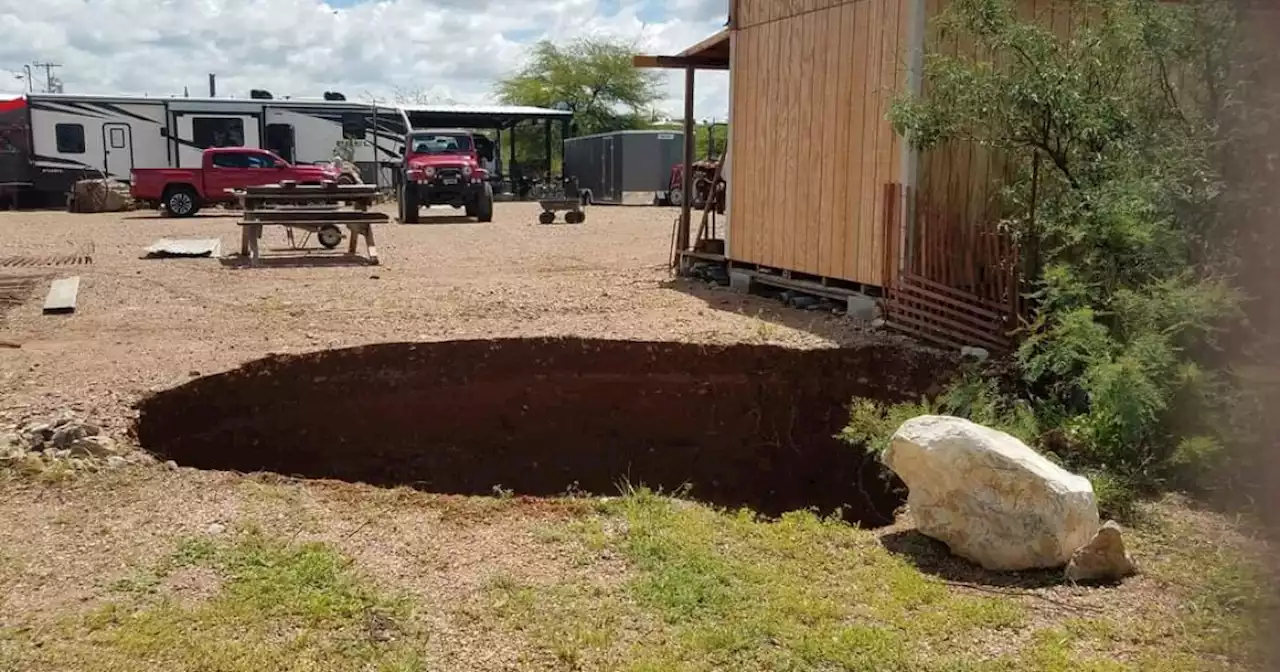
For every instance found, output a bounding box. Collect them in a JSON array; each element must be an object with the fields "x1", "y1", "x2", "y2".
[{"x1": 398, "y1": 129, "x2": 494, "y2": 223}]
